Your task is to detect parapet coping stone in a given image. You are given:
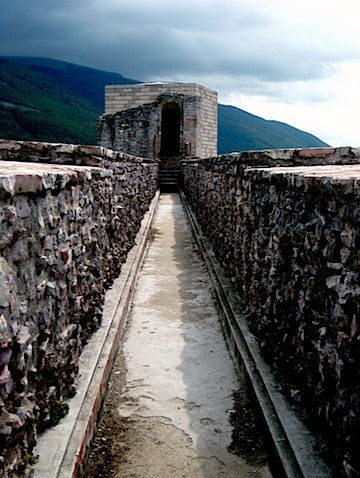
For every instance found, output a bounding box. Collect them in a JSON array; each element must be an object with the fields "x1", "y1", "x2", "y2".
[
  {"x1": 253, "y1": 163, "x2": 360, "y2": 179},
  {"x1": 184, "y1": 146, "x2": 360, "y2": 164},
  {"x1": 248, "y1": 164, "x2": 360, "y2": 195},
  {"x1": 0, "y1": 160, "x2": 101, "y2": 196},
  {"x1": 105, "y1": 82, "x2": 217, "y2": 95},
  {"x1": 33, "y1": 190, "x2": 160, "y2": 478},
  {"x1": 0, "y1": 140, "x2": 158, "y2": 165}
]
